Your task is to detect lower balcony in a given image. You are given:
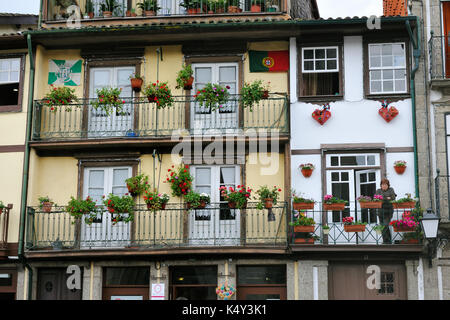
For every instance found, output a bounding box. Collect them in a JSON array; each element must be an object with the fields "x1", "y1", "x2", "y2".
[
  {"x1": 25, "y1": 202, "x2": 288, "y2": 252},
  {"x1": 0, "y1": 204, "x2": 11, "y2": 258}
]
